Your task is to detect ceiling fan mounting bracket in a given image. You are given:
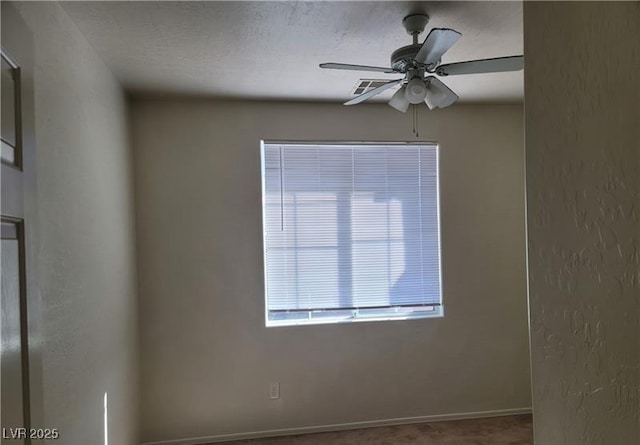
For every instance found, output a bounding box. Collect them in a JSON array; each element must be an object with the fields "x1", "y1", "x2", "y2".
[
  {"x1": 435, "y1": 66, "x2": 448, "y2": 76},
  {"x1": 426, "y1": 59, "x2": 441, "y2": 72}
]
